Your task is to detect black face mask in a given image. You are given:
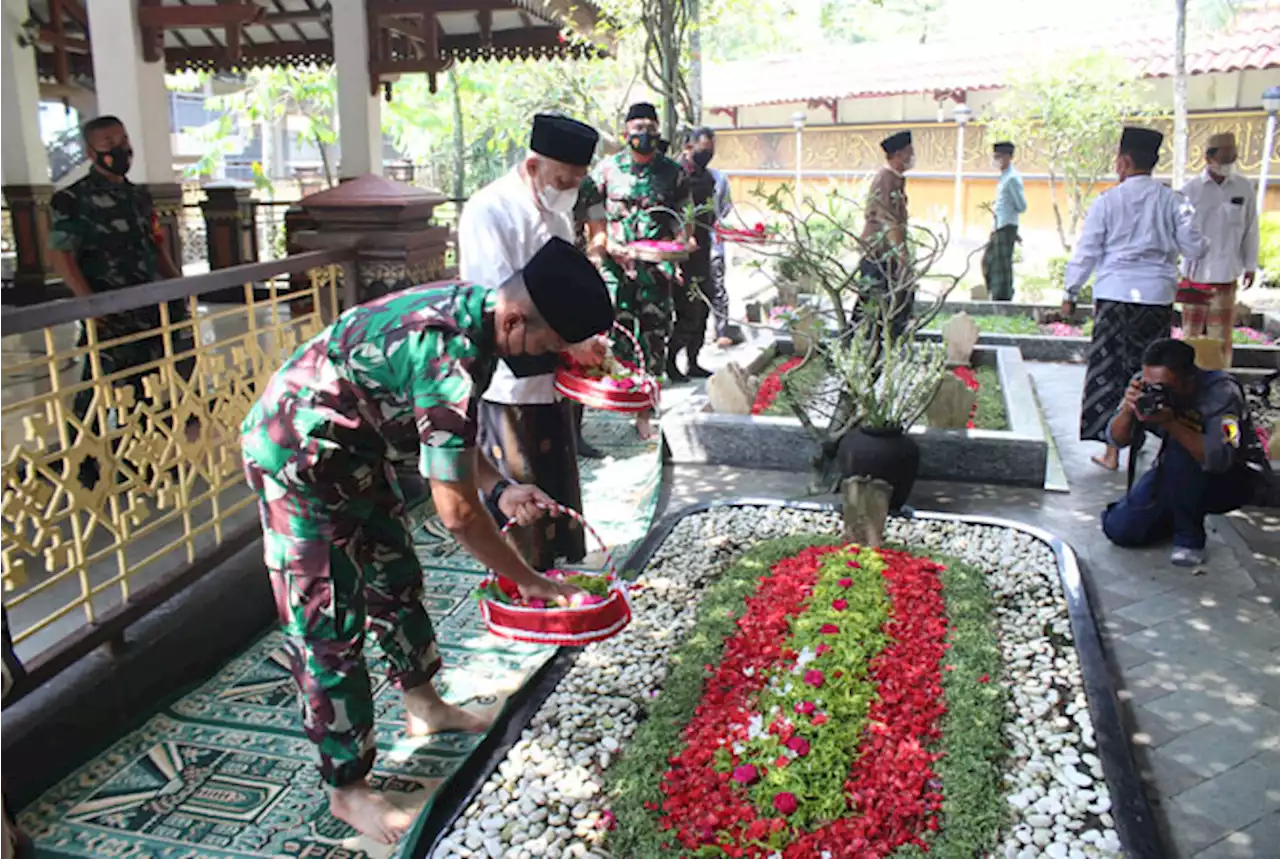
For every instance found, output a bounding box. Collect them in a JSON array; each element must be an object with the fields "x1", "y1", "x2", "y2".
[
  {"x1": 692, "y1": 150, "x2": 714, "y2": 169},
  {"x1": 94, "y1": 145, "x2": 133, "y2": 177},
  {"x1": 628, "y1": 131, "x2": 657, "y2": 156}
]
